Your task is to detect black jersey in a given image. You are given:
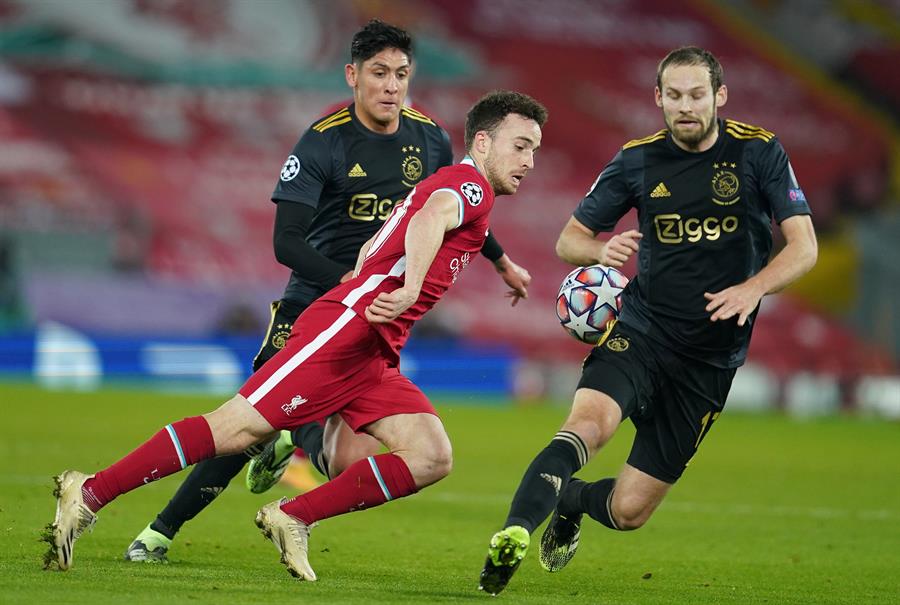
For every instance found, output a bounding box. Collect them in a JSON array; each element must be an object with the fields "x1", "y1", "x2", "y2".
[
  {"x1": 574, "y1": 119, "x2": 812, "y2": 368},
  {"x1": 272, "y1": 104, "x2": 453, "y2": 305}
]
